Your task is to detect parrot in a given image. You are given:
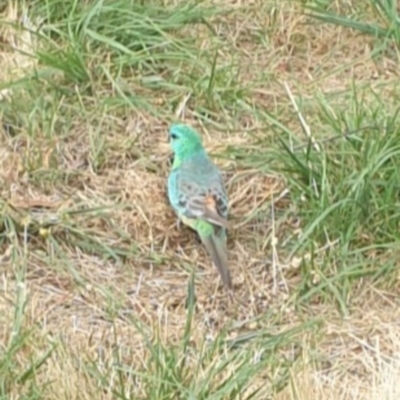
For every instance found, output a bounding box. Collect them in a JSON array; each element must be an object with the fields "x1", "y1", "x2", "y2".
[{"x1": 167, "y1": 123, "x2": 233, "y2": 292}]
